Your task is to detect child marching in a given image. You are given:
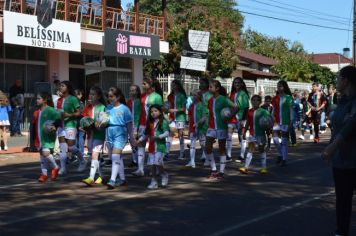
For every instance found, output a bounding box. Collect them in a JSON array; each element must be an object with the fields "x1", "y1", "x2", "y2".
[
  {"x1": 106, "y1": 87, "x2": 136, "y2": 189},
  {"x1": 133, "y1": 78, "x2": 163, "y2": 177},
  {"x1": 56, "y1": 81, "x2": 83, "y2": 175},
  {"x1": 81, "y1": 86, "x2": 107, "y2": 186},
  {"x1": 166, "y1": 80, "x2": 187, "y2": 160},
  {"x1": 185, "y1": 90, "x2": 209, "y2": 168},
  {"x1": 205, "y1": 80, "x2": 237, "y2": 180},
  {"x1": 227, "y1": 77, "x2": 250, "y2": 162},
  {"x1": 199, "y1": 77, "x2": 213, "y2": 165},
  {"x1": 36, "y1": 92, "x2": 61, "y2": 182},
  {"x1": 239, "y1": 95, "x2": 272, "y2": 174},
  {"x1": 127, "y1": 85, "x2": 142, "y2": 166},
  {"x1": 271, "y1": 80, "x2": 294, "y2": 166},
  {"x1": 144, "y1": 104, "x2": 170, "y2": 189}
]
